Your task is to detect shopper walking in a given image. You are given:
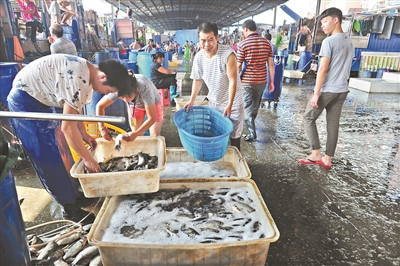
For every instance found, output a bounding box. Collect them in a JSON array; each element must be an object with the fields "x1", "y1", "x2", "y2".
[{"x1": 298, "y1": 7, "x2": 353, "y2": 169}]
